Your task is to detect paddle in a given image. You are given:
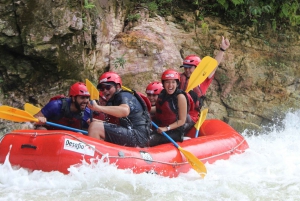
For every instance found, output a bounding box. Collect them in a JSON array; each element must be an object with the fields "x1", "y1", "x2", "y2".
[
  {"x1": 0, "y1": 105, "x2": 88, "y2": 134},
  {"x1": 85, "y1": 79, "x2": 99, "y2": 101},
  {"x1": 194, "y1": 108, "x2": 208, "y2": 138},
  {"x1": 151, "y1": 121, "x2": 206, "y2": 178},
  {"x1": 121, "y1": 85, "x2": 132, "y2": 92},
  {"x1": 185, "y1": 56, "x2": 218, "y2": 93},
  {"x1": 24, "y1": 103, "x2": 41, "y2": 115},
  {"x1": 184, "y1": 56, "x2": 217, "y2": 137},
  {"x1": 85, "y1": 79, "x2": 99, "y2": 122},
  {"x1": 120, "y1": 86, "x2": 207, "y2": 177}
]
